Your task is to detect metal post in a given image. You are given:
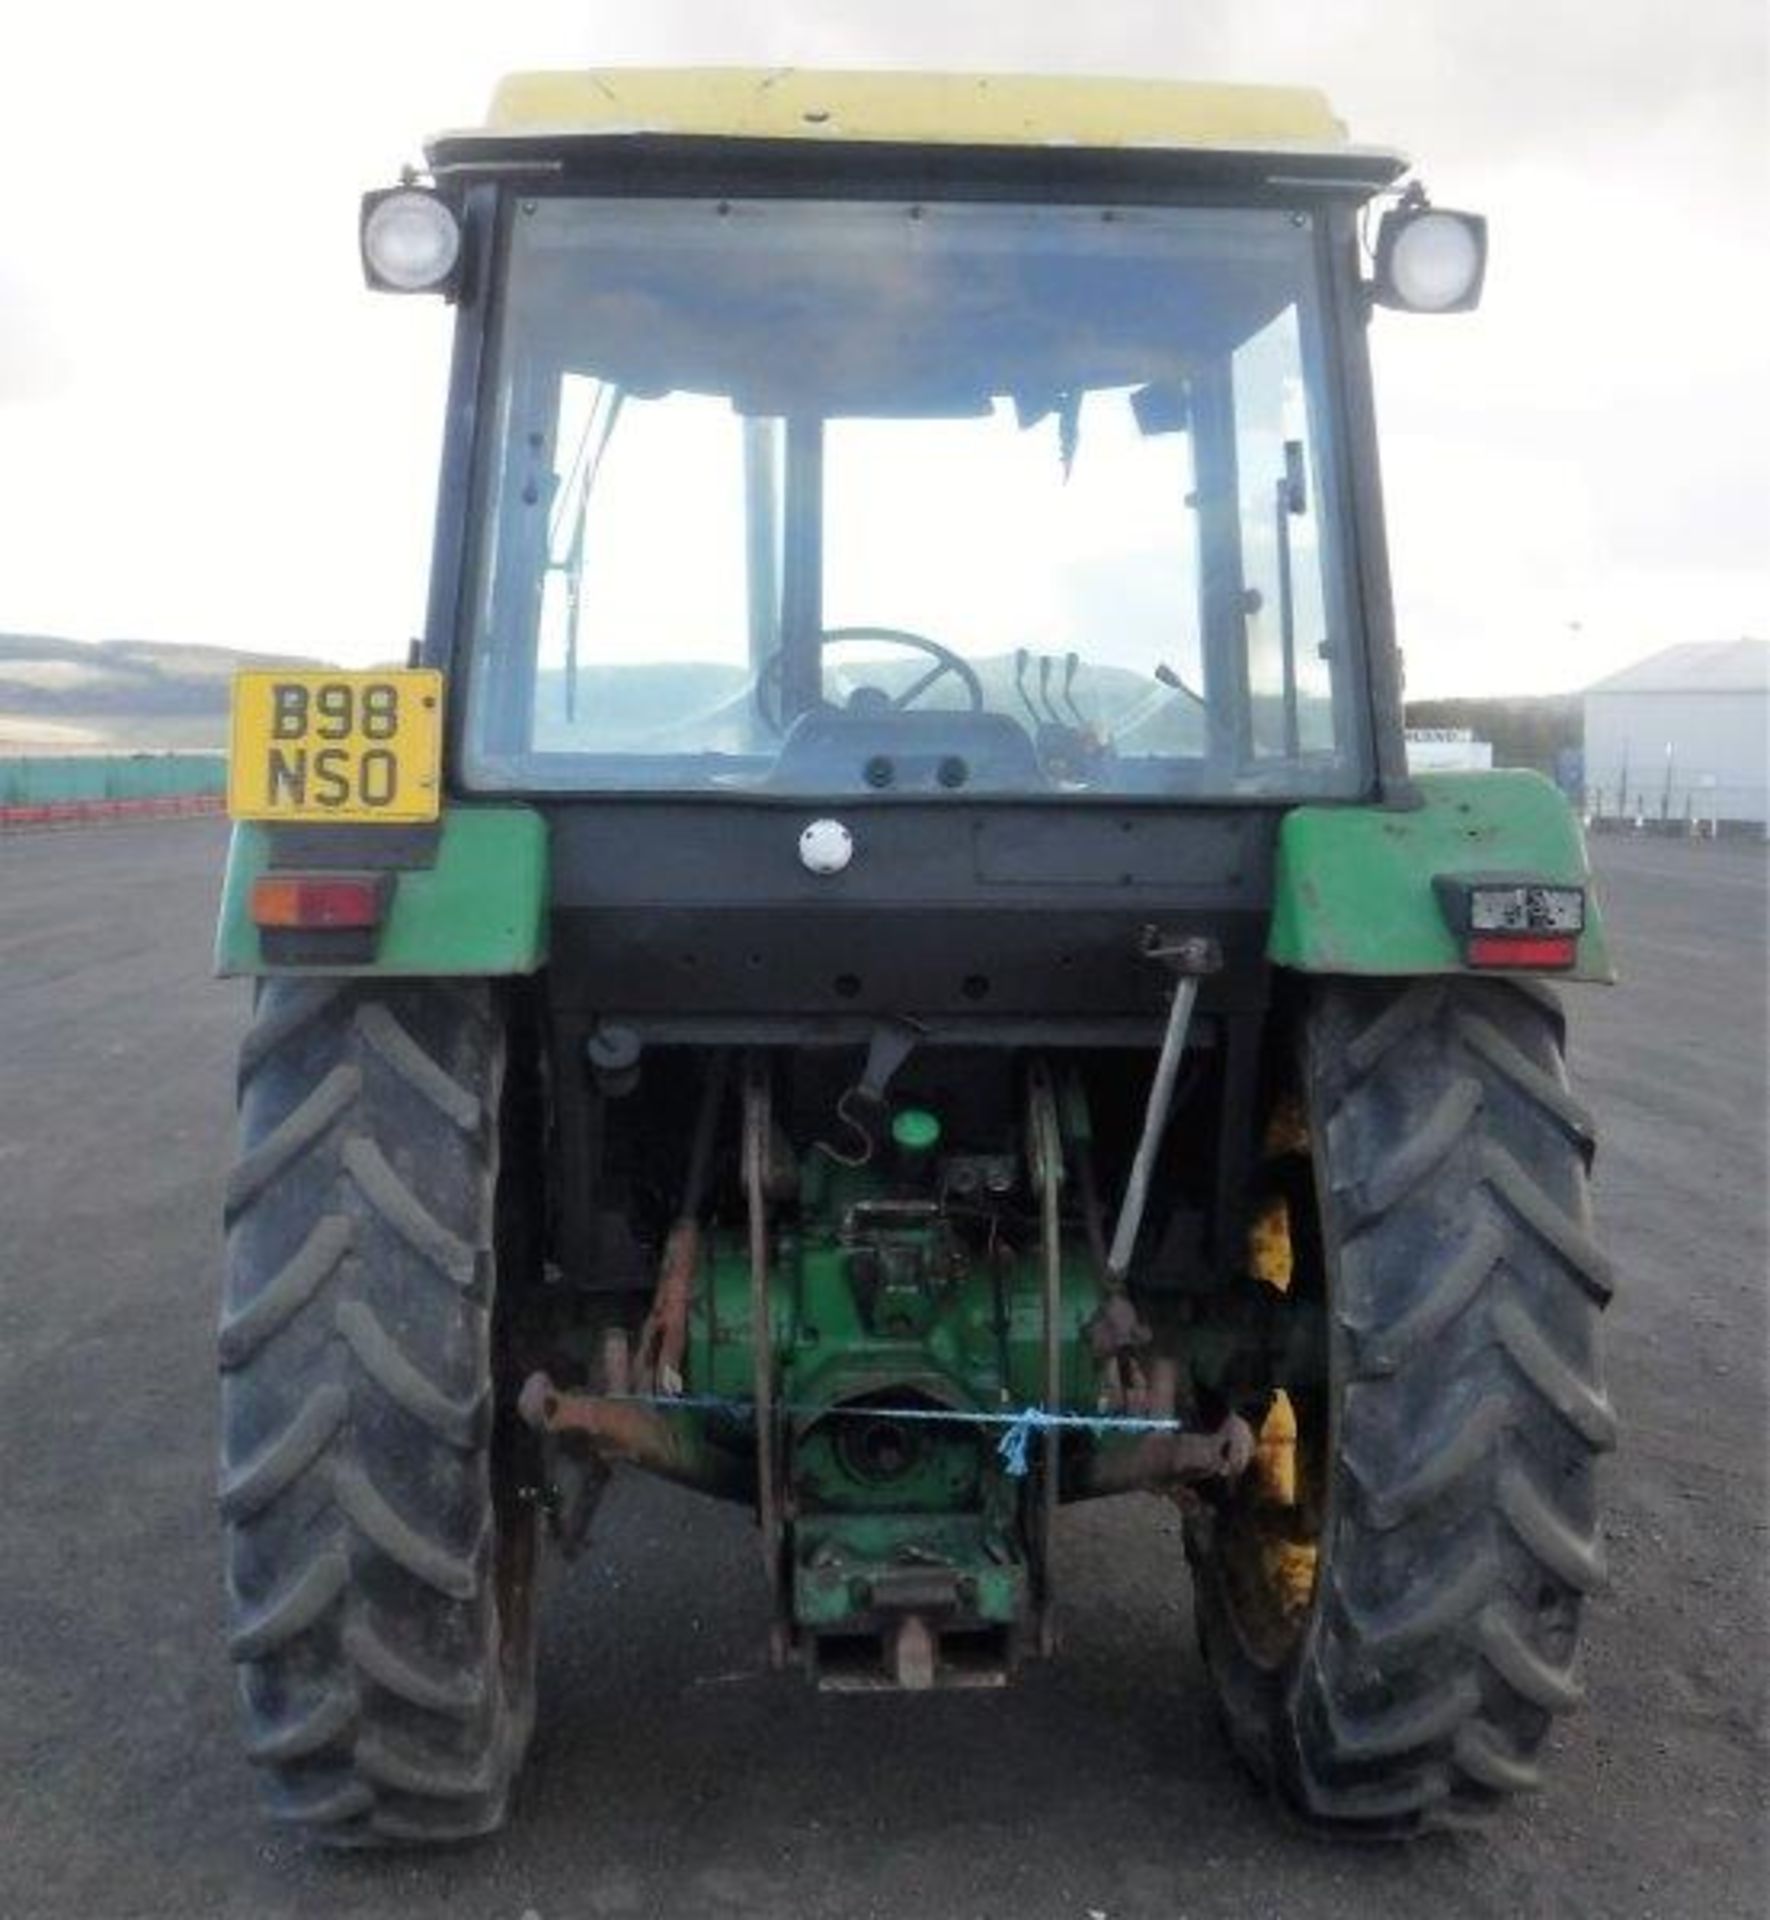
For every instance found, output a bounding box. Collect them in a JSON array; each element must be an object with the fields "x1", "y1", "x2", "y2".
[
  {"x1": 742, "y1": 419, "x2": 780, "y2": 679},
  {"x1": 1026, "y1": 1064, "x2": 1065, "y2": 1656},
  {"x1": 1107, "y1": 976, "x2": 1199, "y2": 1284},
  {"x1": 778, "y1": 417, "x2": 825, "y2": 721},
  {"x1": 1275, "y1": 470, "x2": 1300, "y2": 758},
  {"x1": 742, "y1": 1055, "x2": 785, "y2": 1658}
]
